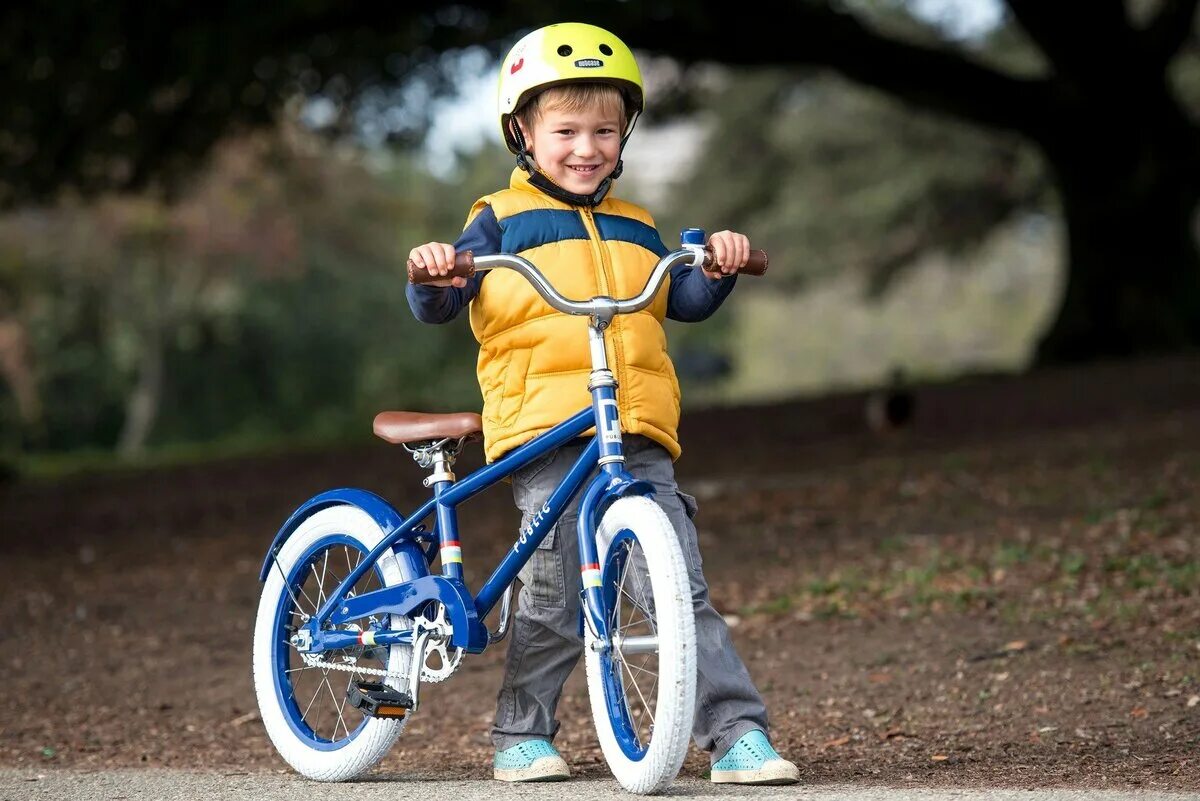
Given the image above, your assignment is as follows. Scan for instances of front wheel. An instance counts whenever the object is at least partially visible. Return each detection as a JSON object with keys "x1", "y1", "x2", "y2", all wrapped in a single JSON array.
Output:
[
  {"x1": 252, "y1": 505, "x2": 415, "y2": 781},
  {"x1": 584, "y1": 496, "x2": 697, "y2": 794}
]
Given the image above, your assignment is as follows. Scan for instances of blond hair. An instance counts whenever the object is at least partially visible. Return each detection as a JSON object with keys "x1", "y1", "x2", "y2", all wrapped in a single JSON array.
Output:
[{"x1": 514, "y1": 83, "x2": 630, "y2": 133}]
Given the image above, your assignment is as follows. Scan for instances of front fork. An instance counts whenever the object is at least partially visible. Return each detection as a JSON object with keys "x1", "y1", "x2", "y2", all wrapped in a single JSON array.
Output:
[{"x1": 578, "y1": 313, "x2": 656, "y2": 649}]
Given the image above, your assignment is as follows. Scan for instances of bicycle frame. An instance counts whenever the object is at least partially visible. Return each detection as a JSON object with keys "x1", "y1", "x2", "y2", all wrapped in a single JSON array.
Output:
[
  {"x1": 283, "y1": 326, "x2": 655, "y2": 658},
  {"x1": 266, "y1": 243, "x2": 716, "y2": 661}
]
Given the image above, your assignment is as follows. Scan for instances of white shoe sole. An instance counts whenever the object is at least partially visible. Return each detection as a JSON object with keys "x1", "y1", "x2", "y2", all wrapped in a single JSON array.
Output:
[
  {"x1": 711, "y1": 759, "x2": 800, "y2": 785},
  {"x1": 494, "y1": 755, "x2": 571, "y2": 782}
]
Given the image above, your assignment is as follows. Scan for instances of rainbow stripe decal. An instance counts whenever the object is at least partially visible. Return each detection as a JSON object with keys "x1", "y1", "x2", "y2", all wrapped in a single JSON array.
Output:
[
  {"x1": 358, "y1": 630, "x2": 377, "y2": 646},
  {"x1": 582, "y1": 563, "x2": 602, "y2": 588},
  {"x1": 440, "y1": 541, "x2": 463, "y2": 564}
]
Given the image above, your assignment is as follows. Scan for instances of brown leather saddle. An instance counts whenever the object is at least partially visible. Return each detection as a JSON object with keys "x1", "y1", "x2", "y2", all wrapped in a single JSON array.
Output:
[{"x1": 372, "y1": 411, "x2": 482, "y2": 446}]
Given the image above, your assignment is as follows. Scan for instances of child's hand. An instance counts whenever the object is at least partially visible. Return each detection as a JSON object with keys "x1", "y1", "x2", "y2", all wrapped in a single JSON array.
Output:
[
  {"x1": 409, "y1": 242, "x2": 468, "y2": 288},
  {"x1": 703, "y1": 230, "x2": 751, "y2": 278}
]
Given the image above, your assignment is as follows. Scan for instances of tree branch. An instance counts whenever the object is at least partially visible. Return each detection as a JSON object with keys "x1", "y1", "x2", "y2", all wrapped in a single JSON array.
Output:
[{"x1": 644, "y1": 3, "x2": 1051, "y2": 140}]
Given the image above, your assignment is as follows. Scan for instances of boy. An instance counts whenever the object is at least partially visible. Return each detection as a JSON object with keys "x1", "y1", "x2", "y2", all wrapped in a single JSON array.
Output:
[{"x1": 407, "y1": 22, "x2": 798, "y2": 786}]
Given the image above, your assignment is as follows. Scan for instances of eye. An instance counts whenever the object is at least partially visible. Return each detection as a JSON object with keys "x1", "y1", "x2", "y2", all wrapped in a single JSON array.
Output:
[
  {"x1": 557, "y1": 45, "x2": 573, "y2": 57},
  {"x1": 599, "y1": 44, "x2": 613, "y2": 56}
]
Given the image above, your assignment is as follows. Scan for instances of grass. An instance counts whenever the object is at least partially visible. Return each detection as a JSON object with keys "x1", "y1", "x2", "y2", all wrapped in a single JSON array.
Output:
[
  {"x1": 742, "y1": 504, "x2": 1197, "y2": 622},
  {"x1": 9, "y1": 427, "x2": 370, "y2": 482}
]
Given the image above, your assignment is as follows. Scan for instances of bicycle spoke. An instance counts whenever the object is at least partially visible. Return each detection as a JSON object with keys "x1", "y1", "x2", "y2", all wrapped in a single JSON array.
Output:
[
  {"x1": 625, "y1": 660, "x2": 658, "y2": 681},
  {"x1": 637, "y1": 653, "x2": 661, "y2": 722},
  {"x1": 316, "y1": 550, "x2": 330, "y2": 607},
  {"x1": 616, "y1": 606, "x2": 653, "y2": 636},
  {"x1": 292, "y1": 572, "x2": 318, "y2": 612},
  {"x1": 319, "y1": 673, "x2": 343, "y2": 735},
  {"x1": 622, "y1": 658, "x2": 655, "y2": 727},
  {"x1": 337, "y1": 683, "x2": 355, "y2": 739},
  {"x1": 615, "y1": 541, "x2": 657, "y2": 637},
  {"x1": 614, "y1": 659, "x2": 641, "y2": 744},
  {"x1": 302, "y1": 677, "x2": 323, "y2": 721}
]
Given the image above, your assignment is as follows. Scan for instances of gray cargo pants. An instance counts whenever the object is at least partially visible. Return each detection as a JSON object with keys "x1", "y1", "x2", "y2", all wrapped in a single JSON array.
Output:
[{"x1": 491, "y1": 435, "x2": 769, "y2": 762}]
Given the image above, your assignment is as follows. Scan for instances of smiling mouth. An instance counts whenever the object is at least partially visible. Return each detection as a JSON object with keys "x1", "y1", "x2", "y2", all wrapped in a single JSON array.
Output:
[{"x1": 568, "y1": 165, "x2": 600, "y2": 173}]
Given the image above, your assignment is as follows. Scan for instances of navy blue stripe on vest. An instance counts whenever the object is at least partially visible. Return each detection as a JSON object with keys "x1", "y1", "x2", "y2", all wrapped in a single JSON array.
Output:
[
  {"x1": 594, "y1": 213, "x2": 669, "y2": 257},
  {"x1": 499, "y1": 209, "x2": 589, "y2": 253}
]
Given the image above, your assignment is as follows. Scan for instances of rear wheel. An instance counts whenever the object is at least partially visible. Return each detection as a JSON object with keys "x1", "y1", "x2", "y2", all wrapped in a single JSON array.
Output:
[
  {"x1": 584, "y1": 496, "x2": 696, "y2": 794},
  {"x1": 252, "y1": 506, "x2": 415, "y2": 781}
]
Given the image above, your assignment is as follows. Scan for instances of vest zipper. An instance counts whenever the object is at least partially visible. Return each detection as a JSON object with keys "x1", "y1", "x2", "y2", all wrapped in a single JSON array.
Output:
[{"x1": 577, "y1": 207, "x2": 628, "y2": 403}]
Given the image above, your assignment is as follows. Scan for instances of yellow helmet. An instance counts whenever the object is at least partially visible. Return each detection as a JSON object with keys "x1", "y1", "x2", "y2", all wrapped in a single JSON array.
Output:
[{"x1": 497, "y1": 22, "x2": 644, "y2": 155}]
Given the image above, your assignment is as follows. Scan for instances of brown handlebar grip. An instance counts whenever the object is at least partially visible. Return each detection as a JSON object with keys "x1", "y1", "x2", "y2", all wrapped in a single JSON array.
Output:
[
  {"x1": 407, "y1": 250, "x2": 476, "y2": 284},
  {"x1": 702, "y1": 245, "x2": 769, "y2": 276}
]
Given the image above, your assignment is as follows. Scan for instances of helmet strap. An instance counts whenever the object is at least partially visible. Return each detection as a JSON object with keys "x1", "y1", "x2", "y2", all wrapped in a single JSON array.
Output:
[
  {"x1": 527, "y1": 170, "x2": 612, "y2": 207},
  {"x1": 510, "y1": 120, "x2": 534, "y2": 173}
]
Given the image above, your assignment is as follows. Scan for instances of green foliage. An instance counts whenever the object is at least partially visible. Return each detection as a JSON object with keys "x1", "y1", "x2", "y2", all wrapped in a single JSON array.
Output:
[
  {"x1": 0, "y1": 130, "x2": 499, "y2": 458},
  {"x1": 662, "y1": 69, "x2": 1047, "y2": 295}
]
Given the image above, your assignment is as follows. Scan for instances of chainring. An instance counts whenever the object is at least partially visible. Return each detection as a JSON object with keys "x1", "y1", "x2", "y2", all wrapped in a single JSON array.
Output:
[{"x1": 413, "y1": 604, "x2": 464, "y2": 683}]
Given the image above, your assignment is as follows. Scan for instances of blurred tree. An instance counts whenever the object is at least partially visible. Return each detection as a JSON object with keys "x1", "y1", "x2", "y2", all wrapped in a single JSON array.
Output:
[
  {"x1": 640, "y1": 0, "x2": 1200, "y2": 363},
  {"x1": 0, "y1": 129, "x2": 493, "y2": 455},
  {"x1": 661, "y1": 69, "x2": 1047, "y2": 297},
  {"x1": 0, "y1": 254, "x2": 43, "y2": 447},
  {"x1": 2, "y1": 1, "x2": 1197, "y2": 363}
]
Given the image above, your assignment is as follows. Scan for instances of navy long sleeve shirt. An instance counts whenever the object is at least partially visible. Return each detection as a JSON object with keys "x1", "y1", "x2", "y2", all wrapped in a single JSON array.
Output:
[{"x1": 406, "y1": 205, "x2": 737, "y2": 324}]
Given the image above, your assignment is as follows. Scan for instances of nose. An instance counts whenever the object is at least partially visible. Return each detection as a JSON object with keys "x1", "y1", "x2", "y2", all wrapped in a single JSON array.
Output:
[{"x1": 574, "y1": 135, "x2": 597, "y2": 158}]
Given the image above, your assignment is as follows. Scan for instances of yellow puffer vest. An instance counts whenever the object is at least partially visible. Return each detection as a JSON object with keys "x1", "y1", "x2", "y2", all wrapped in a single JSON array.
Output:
[{"x1": 467, "y1": 168, "x2": 682, "y2": 462}]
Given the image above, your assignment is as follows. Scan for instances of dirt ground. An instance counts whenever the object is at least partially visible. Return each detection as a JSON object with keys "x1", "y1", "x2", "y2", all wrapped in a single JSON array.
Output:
[{"x1": 2, "y1": 355, "x2": 1199, "y2": 791}]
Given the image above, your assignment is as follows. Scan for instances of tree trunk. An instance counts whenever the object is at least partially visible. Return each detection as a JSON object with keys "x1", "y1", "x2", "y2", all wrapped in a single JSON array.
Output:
[
  {"x1": 0, "y1": 315, "x2": 44, "y2": 448},
  {"x1": 116, "y1": 319, "x2": 165, "y2": 458},
  {"x1": 1034, "y1": 98, "x2": 1200, "y2": 364}
]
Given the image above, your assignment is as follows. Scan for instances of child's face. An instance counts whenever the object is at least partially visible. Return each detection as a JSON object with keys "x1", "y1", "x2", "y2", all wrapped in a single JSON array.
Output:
[{"x1": 520, "y1": 101, "x2": 623, "y2": 197}]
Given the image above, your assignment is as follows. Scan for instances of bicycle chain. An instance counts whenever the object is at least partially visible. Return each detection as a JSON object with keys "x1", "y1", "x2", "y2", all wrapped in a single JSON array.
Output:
[
  {"x1": 301, "y1": 605, "x2": 464, "y2": 684},
  {"x1": 302, "y1": 654, "x2": 408, "y2": 681},
  {"x1": 302, "y1": 644, "x2": 463, "y2": 684}
]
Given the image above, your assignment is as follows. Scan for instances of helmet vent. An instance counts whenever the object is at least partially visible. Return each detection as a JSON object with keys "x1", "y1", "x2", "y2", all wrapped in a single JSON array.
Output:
[
  {"x1": 557, "y1": 45, "x2": 573, "y2": 56},
  {"x1": 574, "y1": 59, "x2": 603, "y2": 68},
  {"x1": 599, "y1": 44, "x2": 613, "y2": 56}
]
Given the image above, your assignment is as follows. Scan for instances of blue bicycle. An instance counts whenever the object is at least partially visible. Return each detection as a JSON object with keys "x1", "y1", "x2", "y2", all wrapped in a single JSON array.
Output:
[{"x1": 252, "y1": 229, "x2": 766, "y2": 793}]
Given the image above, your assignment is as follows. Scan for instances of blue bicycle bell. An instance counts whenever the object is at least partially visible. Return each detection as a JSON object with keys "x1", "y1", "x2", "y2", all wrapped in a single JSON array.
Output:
[{"x1": 681, "y1": 227, "x2": 705, "y2": 246}]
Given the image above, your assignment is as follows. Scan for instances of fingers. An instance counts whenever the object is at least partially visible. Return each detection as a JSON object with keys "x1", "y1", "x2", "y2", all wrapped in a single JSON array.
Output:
[
  {"x1": 407, "y1": 242, "x2": 456, "y2": 277},
  {"x1": 708, "y1": 231, "x2": 751, "y2": 275}
]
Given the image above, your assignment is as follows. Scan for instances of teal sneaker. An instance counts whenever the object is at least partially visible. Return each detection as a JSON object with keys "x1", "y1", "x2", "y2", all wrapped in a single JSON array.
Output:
[
  {"x1": 711, "y1": 730, "x2": 799, "y2": 785},
  {"x1": 493, "y1": 739, "x2": 570, "y2": 782}
]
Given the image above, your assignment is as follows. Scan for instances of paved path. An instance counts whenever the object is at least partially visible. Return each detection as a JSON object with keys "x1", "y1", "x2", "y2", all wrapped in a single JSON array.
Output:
[{"x1": 3, "y1": 771, "x2": 1198, "y2": 801}]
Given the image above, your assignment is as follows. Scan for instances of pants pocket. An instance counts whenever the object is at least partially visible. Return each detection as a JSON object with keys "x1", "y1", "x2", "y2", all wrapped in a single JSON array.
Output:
[
  {"x1": 517, "y1": 518, "x2": 566, "y2": 607},
  {"x1": 673, "y1": 490, "x2": 704, "y2": 575},
  {"x1": 676, "y1": 490, "x2": 699, "y2": 520}
]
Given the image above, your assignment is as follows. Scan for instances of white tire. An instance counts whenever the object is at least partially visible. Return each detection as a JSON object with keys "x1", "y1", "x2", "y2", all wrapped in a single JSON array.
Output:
[
  {"x1": 584, "y1": 496, "x2": 697, "y2": 794},
  {"x1": 252, "y1": 505, "x2": 416, "y2": 781}
]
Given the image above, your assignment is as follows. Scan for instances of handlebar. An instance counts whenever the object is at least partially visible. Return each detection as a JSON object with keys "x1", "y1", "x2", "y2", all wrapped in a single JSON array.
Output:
[{"x1": 408, "y1": 244, "x2": 768, "y2": 320}]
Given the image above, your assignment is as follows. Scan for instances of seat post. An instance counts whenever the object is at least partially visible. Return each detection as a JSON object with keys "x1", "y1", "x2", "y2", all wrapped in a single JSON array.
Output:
[
  {"x1": 406, "y1": 438, "x2": 461, "y2": 488},
  {"x1": 422, "y1": 445, "x2": 456, "y2": 488}
]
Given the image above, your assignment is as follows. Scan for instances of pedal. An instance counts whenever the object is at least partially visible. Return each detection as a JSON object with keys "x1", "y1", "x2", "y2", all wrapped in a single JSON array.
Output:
[{"x1": 347, "y1": 681, "x2": 412, "y2": 719}]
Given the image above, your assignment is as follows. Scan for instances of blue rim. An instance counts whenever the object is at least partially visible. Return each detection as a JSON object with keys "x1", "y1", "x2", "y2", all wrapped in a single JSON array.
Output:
[
  {"x1": 599, "y1": 528, "x2": 650, "y2": 762},
  {"x1": 271, "y1": 533, "x2": 379, "y2": 750}
]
